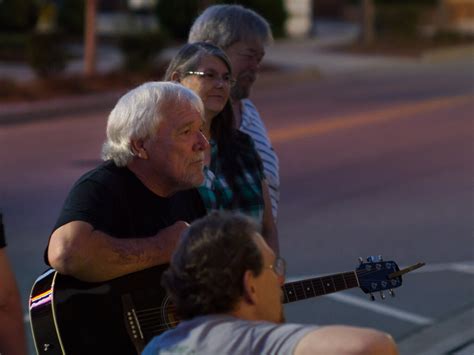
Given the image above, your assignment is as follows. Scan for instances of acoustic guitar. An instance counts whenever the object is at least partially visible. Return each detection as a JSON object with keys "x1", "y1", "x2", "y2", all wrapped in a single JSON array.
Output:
[{"x1": 29, "y1": 256, "x2": 420, "y2": 354}]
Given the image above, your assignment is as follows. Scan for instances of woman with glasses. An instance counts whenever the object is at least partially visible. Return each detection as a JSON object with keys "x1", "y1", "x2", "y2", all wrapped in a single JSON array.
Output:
[{"x1": 164, "y1": 42, "x2": 278, "y2": 254}]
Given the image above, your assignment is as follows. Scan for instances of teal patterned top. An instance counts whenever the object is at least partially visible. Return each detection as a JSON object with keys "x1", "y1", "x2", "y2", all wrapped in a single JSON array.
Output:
[{"x1": 198, "y1": 132, "x2": 265, "y2": 224}]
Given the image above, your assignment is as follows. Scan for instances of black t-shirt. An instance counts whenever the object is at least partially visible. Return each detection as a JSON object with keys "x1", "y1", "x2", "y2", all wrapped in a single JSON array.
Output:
[{"x1": 45, "y1": 160, "x2": 205, "y2": 264}]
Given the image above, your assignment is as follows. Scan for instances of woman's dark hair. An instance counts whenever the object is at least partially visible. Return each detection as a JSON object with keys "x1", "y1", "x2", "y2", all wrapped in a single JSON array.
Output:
[
  {"x1": 164, "y1": 42, "x2": 249, "y2": 204},
  {"x1": 162, "y1": 211, "x2": 264, "y2": 319}
]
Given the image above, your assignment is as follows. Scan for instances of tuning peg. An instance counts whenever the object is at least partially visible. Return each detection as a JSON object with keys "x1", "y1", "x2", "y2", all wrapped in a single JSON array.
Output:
[
  {"x1": 389, "y1": 289, "x2": 395, "y2": 297},
  {"x1": 369, "y1": 293, "x2": 375, "y2": 301},
  {"x1": 367, "y1": 255, "x2": 382, "y2": 263},
  {"x1": 358, "y1": 257, "x2": 364, "y2": 265},
  {"x1": 380, "y1": 291, "x2": 386, "y2": 300}
]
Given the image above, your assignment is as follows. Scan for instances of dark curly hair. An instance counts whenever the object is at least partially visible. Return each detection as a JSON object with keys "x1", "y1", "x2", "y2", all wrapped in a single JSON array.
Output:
[{"x1": 162, "y1": 211, "x2": 264, "y2": 320}]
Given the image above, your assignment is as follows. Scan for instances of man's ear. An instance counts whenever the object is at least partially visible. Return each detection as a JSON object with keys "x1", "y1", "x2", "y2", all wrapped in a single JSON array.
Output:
[
  {"x1": 171, "y1": 71, "x2": 181, "y2": 82},
  {"x1": 130, "y1": 139, "x2": 148, "y2": 160},
  {"x1": 242, "y1": 270, "x2": 258, "y2": 305}
]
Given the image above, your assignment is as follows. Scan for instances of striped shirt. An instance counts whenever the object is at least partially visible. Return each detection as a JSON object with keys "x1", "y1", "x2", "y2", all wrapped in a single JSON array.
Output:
[{"x1": 239, "y1": 99, "x2": 280, "y2": 219}]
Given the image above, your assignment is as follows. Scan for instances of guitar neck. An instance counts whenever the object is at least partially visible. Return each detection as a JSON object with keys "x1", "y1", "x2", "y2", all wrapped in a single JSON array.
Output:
[{"x1": 283, "y1": 271, "x2": 359, "y2": 303}]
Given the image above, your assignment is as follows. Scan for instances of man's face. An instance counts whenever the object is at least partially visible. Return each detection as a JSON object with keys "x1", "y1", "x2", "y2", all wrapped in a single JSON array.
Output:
[
  {"x1": 143, "y1": 100, "x2": 208, "y2": 194},
  {"x1": 225, "y1": 40, "x2": 265, "y2": 100},
  {"x1": 252, "y1": 233, "x2": 285, "y2": 323}
]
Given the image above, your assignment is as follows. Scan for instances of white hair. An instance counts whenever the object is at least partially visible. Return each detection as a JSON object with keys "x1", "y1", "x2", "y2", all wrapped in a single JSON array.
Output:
[{"x1": 102, "y1": 81, "x2": 203, "y2": 166}]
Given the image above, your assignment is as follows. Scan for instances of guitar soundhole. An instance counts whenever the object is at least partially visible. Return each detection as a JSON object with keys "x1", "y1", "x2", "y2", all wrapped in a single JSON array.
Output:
[{"x1": 161, "y1": 296, "x2": 179, "y2": 331}]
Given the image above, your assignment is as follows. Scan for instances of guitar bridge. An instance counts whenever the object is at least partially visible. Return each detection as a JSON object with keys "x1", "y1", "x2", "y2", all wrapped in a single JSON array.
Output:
[{"x1": 122, "y1": 294, "x2": 145, "y2": 354}]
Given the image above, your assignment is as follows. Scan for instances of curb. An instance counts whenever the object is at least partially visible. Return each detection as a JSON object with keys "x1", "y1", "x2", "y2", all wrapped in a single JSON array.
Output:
[
  {"x1": 0, "y1": 67, "x2": 321, "y2": 126},
  {"x1": 397, "y1": 305, "x2": 474, "y2": 355},
  {"x1": 421, "y1": 44, "x2": 474, "y2": 63},
  {"x1": 0, "y1": 90, "x2": 124, "y2": 126}
]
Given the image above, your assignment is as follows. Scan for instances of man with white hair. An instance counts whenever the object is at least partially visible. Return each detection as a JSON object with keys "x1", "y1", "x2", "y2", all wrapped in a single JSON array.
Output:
[
  {"x1": 189, "y1": 4, "x2": 280, "y2": 220},
  {"x1": 46, "y1": 82, "x2": 209, "y2": 282}
]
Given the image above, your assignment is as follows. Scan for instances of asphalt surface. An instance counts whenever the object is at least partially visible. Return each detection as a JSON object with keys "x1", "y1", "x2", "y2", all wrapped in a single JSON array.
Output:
[{"x1": 1, "y1": 29, "x2": 473, "y2": 354}]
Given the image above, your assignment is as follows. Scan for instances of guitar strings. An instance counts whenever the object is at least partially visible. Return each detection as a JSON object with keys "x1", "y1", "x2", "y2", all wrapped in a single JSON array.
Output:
[{"x1": 136, "y1": 268, "x2": 398, "y2": 336}]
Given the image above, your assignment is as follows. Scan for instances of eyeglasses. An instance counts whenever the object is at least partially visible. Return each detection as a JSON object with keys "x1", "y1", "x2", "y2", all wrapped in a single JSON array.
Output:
[
  {"x1": 185, "y1": 71, "x2": 236, "y2": 87},
  {"x1": 266, "y1": 257, "x2": 286, "y2": 278}
]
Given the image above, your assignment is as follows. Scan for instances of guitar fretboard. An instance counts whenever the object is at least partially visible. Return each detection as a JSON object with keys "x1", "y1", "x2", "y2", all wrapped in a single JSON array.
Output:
[{"x1": 283, "y1": 272, "x2": 359, "y2": 303}]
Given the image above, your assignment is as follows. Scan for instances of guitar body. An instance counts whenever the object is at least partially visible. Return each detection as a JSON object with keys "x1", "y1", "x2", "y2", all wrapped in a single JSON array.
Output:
[{"x1": 29, "y1": 265, "x2": 174, "y2": 355}]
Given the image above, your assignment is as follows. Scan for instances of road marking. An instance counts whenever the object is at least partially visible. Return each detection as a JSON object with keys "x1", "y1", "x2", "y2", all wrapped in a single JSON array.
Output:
[
  {"x1": 326, "y1": 293, "x2": 434, "y2": 325},
  {"x1": 268, "y1": 94, "x2": 473, "y2": 143},
  {"x1": 411, "y1": 261, "x2": 474, "y2": 275}
]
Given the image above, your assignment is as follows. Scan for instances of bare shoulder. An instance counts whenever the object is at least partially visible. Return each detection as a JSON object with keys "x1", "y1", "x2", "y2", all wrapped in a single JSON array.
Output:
[{"x1": 294, "y1": 325, "x2": 398, "y2": 355}]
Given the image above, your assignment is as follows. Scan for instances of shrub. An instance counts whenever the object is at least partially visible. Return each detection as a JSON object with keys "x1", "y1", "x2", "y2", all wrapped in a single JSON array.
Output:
[
  {"x1": 155, "y1": 0, "x2": 288, "y2": 41},
  {"x1": 57, "y1": 0, "x2": 85, "y2": 36},
  {"x1": 220, "y1": 0, "x2": 287, "y2": 38},
  {"x1": 27, "y1": 32, "x2": 68, "y2": 78},
  {"x1": 375, "y1": 3, "x2": 434, "y2": 38},
  {"x1": 118, "y1": 31, "x2": 168, "y2": 73},
  {"x1": 155, "y1": 0, "x2": 199, "y2": 40},
  {"x1": 0, "y1": 33, "x2": 28, "y2": 61},
  {"x1": 0, "y1": 0, "x2": 38, "y2": 32}
]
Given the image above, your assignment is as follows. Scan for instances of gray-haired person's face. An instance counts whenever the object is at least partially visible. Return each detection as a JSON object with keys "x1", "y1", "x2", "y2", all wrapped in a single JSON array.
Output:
[
  {"x1": 225, "y1": 40, "x2": 265, "y2": 100},
  {"x1": 141, "y1": 100, "x2": 208, "y2": 193}
]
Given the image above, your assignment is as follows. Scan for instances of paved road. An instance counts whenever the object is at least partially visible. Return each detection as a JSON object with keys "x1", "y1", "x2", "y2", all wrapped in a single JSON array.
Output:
[{"x1": 1, "y1": 51, "x2": 473, "y2": 354}]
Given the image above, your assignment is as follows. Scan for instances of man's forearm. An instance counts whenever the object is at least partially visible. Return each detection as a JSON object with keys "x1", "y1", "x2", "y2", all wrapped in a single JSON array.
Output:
[{"x1": 48, "y1": 221, "x2": 187, "y2": 282}]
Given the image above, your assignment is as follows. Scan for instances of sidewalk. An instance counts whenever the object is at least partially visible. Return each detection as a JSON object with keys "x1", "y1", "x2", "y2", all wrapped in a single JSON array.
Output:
[{"x1": 397, "y1": 305, "x2": 474, "y2": 355}]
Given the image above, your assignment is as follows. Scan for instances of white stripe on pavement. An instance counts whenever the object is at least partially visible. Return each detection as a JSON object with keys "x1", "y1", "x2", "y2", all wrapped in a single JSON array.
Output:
[
  {"x1": 410, "y1": 261, "x2": 474, "y2": 275},
  {"x1": 326, "y1": 293, "x2": 434, "y2": 325}
]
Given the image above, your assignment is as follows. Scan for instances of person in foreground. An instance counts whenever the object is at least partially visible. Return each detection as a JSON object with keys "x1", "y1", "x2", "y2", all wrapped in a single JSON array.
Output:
[
  {"x1": 142, "y1": 211, "x2": 399, "y2": 355},
  {"x1": 164, "y1": 42, "x2": 278, "y2": 254},
  {"x1": 0, "y1": 214, "x2": 27, "y2": 355},
  {"x1": 189, "y1": 4, "x2": 280, "y2": 220},
  {"x1": 46, "y1": 82, "x2": 209, "y2": 282}
]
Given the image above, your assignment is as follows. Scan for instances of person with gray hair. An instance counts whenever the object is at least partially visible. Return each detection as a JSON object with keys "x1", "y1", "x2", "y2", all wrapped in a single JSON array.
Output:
[
  {"x1": 188, "y1": 4, "x2": 280, "y2": 220},
  {"x1": 45, "y1": 81, "x2": 209, "y2": 282},
  {"x1": 142, "y1": 211, "x2": 399, "y2": 355}
]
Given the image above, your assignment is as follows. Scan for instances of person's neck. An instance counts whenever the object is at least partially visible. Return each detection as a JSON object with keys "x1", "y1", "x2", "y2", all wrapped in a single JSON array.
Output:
[
  {"x1": 127, "y1": 161, "x2": 174, "y2": 198},
  {"x1": 232, "y1": 99, "x2": 242, "y2": 129},
  {"x1": 228, "y1": 301, "x2": 259, "y2": 322}
]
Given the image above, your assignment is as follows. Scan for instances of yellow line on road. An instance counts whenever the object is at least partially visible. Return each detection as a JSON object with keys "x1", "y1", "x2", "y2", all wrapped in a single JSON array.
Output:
[{"x1": 269, "y1": 94, "x2": 473, "y2": 143}]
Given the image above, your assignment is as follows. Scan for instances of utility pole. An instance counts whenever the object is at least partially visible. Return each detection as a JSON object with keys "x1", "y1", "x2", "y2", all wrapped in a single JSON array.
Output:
[
  {"x1": 84, "y1": 0, "x2": 97, "y2": 77},
  {"x1": 360, "y1": 0, "x2": 375, "y2": 45}
]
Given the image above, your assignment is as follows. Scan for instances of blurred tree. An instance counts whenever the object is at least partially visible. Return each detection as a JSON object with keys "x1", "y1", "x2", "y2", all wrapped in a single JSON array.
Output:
[
  {"x1": 57, "y1": 0, "x2": 85, "y2": 35},
  {"x1": 375, "y1": 0, "x2": 437, "y2": 38},
  {"x1": 0, "y1": 0, "x2": 38, "y2": 31},
  {"x1": 84, "y1": 0, "x2": 97, "y2": 77},
  {"x1": 155, "y1": 0, "x2": 199, "y2": 40},
  {"x1": 155, "y1": 0, "x2": 288, "y2": 41},
  {"x1": 219, "y1": 0, "x2": 287, "y2": 37},
  {"x1": 27, "y1": 31, "x2": 67, "y2": 77},
  {"x1": 118, "y1": 30, "x2": 168, "y2": 73},
  {"x1": 360, "y1": 0, "x2": 375, "y2": 44}
]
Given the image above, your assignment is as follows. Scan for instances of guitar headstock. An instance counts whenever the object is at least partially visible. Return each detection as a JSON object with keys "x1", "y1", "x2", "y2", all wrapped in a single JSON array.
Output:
[{"x1": 356, "y1": 256, "x2": 402, "y2": 300}]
